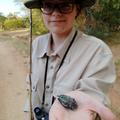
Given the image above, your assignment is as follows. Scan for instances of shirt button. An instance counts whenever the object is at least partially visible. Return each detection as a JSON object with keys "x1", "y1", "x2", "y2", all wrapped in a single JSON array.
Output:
[
  {"x1": 50, "y1": 66, "x2": 53, "y2": 69},
  {"x1": 33, "y1": 86, "x2": 35, "y2": 89},
  {"x1": 32, "y1": 86, "x2": 37, "y2": 91},
  {"x1": 45, "y1": 103, "x2": 49, "y2": 106},
  {"x1": 46, "y1": 85, "x2": 50, "y2": 89}
]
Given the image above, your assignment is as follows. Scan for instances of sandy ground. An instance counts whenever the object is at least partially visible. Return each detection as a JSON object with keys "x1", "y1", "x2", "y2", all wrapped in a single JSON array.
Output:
[{"x1": 0, "y1": 36, "x2": 27, "y2": 120}]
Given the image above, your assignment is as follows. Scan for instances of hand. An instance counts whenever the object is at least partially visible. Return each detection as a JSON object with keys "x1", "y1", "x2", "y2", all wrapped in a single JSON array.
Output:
[
  {"x1": 49, "y1": 99, "x2": 95, "y2": 120},
  {"x1": 49, "y1": 91, "x2": 117, "y2": 120}
]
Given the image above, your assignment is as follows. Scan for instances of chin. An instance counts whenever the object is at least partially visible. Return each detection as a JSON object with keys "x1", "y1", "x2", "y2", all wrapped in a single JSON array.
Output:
[
  {"x1": 49, "y1": 27, "x2": 71, "y2": 35},
  {"x1": 50, "y1": 27, "x2": 66, "y2": 34}
]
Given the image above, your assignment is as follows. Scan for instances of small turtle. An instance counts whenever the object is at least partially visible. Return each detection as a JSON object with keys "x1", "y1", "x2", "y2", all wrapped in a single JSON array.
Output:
[{"x1": 57, "y1": 94, "x2": 78, "y2": 110}]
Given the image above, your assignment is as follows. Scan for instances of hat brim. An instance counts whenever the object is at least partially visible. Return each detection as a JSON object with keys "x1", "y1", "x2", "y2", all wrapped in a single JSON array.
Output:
[
  {"x1": 24, "y1": 0, "x2": 96, "y2": 9},
  {"x1": 24, "y1": 0, "x2": 42, "y2": 9},
  {"x1": 79, "y1": 0, "x2": 96, "y2": 8}
]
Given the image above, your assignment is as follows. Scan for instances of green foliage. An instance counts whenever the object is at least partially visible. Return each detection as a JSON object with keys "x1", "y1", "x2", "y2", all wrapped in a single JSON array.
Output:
[
  {"x1": 96, "y1": 0, "x2": 120, "y2": 31},
  {"x1": 0, "y1": 13, "x2": 6, "y2": 22},
  {"x1": 100, "y1": 0, "x2": 120, "y2": 9},
  {"x1": 0, "y1": 13, "x2": 7, "y2": 29},
  {"x1": 23, "y1": 16, "x2": 29, "y2": 28},
  {"x1": 105, "y1": 32, "x2": 120, "y2": 44},
  {"x1": 32, "y1": 9, "x2": 48, "y2": 35},
  {"x1": 115, "y1": 59, "x2": 120, "y2": 66},
  {"x1": 85, "y1": 25, "x2": 110, "y2": 39},
  {"x1": 85, "y1": 0, "x2": 120, "y2": 39},
  {"x1": 4, "y1": 17, "x2": 26, "y2": 30}
]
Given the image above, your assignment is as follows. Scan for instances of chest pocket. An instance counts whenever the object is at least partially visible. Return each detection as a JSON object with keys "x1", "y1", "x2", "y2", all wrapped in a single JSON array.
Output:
[{"x1": 32, "y1": 58, "x2": 46, "y2": 92}]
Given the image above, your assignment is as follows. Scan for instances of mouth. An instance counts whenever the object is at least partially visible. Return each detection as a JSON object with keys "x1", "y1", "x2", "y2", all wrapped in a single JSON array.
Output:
[{"x1": 50, "y1": 20, "x2": 66, "y2": 23}]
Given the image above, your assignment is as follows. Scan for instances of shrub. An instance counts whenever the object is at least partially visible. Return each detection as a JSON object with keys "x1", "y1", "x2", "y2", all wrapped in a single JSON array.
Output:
[
  {"x1": 4, "y1": 18, "x2": 26, "y2": 30},
  {"x1": 85, "y1": 24, "x2": 110, "y2": 40}
]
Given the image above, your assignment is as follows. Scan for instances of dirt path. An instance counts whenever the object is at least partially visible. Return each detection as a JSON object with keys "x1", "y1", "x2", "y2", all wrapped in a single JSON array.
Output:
[{"x1": 0, "y1": 37, "x2": 27, "y2": 120}]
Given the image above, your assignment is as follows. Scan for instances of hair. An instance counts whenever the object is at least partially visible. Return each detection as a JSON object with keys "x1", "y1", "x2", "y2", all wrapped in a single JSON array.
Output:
[{"x1": 75, "y1": 4, "x2": 82, "y2": 18}]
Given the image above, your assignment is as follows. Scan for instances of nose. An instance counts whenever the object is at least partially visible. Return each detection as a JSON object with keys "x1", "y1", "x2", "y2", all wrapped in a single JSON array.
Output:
[{"x1": 52, "y1": 7, "x2": 62, "y2": 16}]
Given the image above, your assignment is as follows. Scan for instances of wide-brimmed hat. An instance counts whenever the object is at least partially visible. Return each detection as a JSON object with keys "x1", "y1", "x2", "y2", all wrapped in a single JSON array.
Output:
[{"x1": 24, "y1": 0, "x2": 96, "y2": 9}]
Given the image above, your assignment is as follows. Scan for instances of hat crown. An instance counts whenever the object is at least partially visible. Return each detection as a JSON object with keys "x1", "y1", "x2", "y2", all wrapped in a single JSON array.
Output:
[{"x1": 24, "y1": 0, "x2": 96, "y2": 9}]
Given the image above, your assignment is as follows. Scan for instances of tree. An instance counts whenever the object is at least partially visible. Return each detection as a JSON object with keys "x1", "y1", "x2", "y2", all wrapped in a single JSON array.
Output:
[
  {"x1": 14, "y1": 0, "x2": 48, "y2": 34},
  {"x1": 85, "y1": 0, "x2": 120, "y2": 39},
  {"x1": 97, "y1": 0, "x2": 120, "y2": 31},
  {"x1": 100, "y1": 0, "x2": 120, "y2": 10},
  {"x1": 32, "y1": 9, "x2": 48, "y2": 35},
  {"x1": 4, "y1": 15, "x2": 26, "y2": 30},
  {"x1": 0, "y1": 13, "x2": 7, "y2": 29}
]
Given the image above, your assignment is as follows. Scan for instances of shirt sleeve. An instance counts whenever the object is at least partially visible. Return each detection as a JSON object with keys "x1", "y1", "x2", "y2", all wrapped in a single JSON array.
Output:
[{"x1": 78, "y1": 44, "x2": 116, "y2": 106}]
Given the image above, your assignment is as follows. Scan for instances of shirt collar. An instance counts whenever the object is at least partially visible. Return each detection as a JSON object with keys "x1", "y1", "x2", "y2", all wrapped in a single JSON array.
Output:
[
  {"x1": 38, "y1": 27, "x2": 77, "y2": 58},
  {"x1": 36, "y1": 33, "x2": 50, "y2": 58},
  {"x1": 56, "y1": 27, "x2": 76, "y2": 58}
]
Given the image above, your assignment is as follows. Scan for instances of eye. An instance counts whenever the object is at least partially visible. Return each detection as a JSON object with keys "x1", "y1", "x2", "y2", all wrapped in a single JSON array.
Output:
[
  {"x1": 41, "y1": 3, "x2": 54, "y2": 11},
  {"x1": 60, "y1": 3, "x2": 73, "y2": 11}
]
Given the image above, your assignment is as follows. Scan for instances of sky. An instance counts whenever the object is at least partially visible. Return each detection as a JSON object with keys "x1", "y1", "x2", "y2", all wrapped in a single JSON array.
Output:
[{"x1": 0, "y1": 0, "x2": 25, "y2": 16}]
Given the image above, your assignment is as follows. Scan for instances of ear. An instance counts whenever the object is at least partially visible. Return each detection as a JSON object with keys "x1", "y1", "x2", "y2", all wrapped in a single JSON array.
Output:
[{"x1": 75, "y1": 5, "x2": 81, "y2": 19}]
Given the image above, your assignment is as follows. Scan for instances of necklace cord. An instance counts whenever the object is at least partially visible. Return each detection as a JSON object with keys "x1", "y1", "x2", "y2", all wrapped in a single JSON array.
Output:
[{"x1": 41, "y1": 31, "x2": 78, "y2": 107}]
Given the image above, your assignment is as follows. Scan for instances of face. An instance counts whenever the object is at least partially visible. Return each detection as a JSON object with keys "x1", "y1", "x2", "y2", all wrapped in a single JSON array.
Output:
[{"x1": 41, "y1": 2, "x2": 77, "y2": 36}]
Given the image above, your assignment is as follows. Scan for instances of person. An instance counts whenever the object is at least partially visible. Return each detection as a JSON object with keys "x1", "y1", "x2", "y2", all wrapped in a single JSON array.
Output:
[{"x1": 24, "y1": 0, "x2": 117, "y2": 120}]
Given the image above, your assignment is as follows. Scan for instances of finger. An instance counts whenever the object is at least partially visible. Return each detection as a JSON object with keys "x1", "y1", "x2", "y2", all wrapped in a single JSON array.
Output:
[
  {"x1": 49, "y1": 111, "x2": 57, "y2": 120},
  {"x1": 49, "y1": 99, "x2": 67, "y2": 120}
]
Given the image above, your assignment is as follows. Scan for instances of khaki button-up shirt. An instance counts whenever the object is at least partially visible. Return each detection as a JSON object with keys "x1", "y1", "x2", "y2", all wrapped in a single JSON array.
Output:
[{"x1": 29, "y1": 28, "x2": 116, "y2": 113}]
